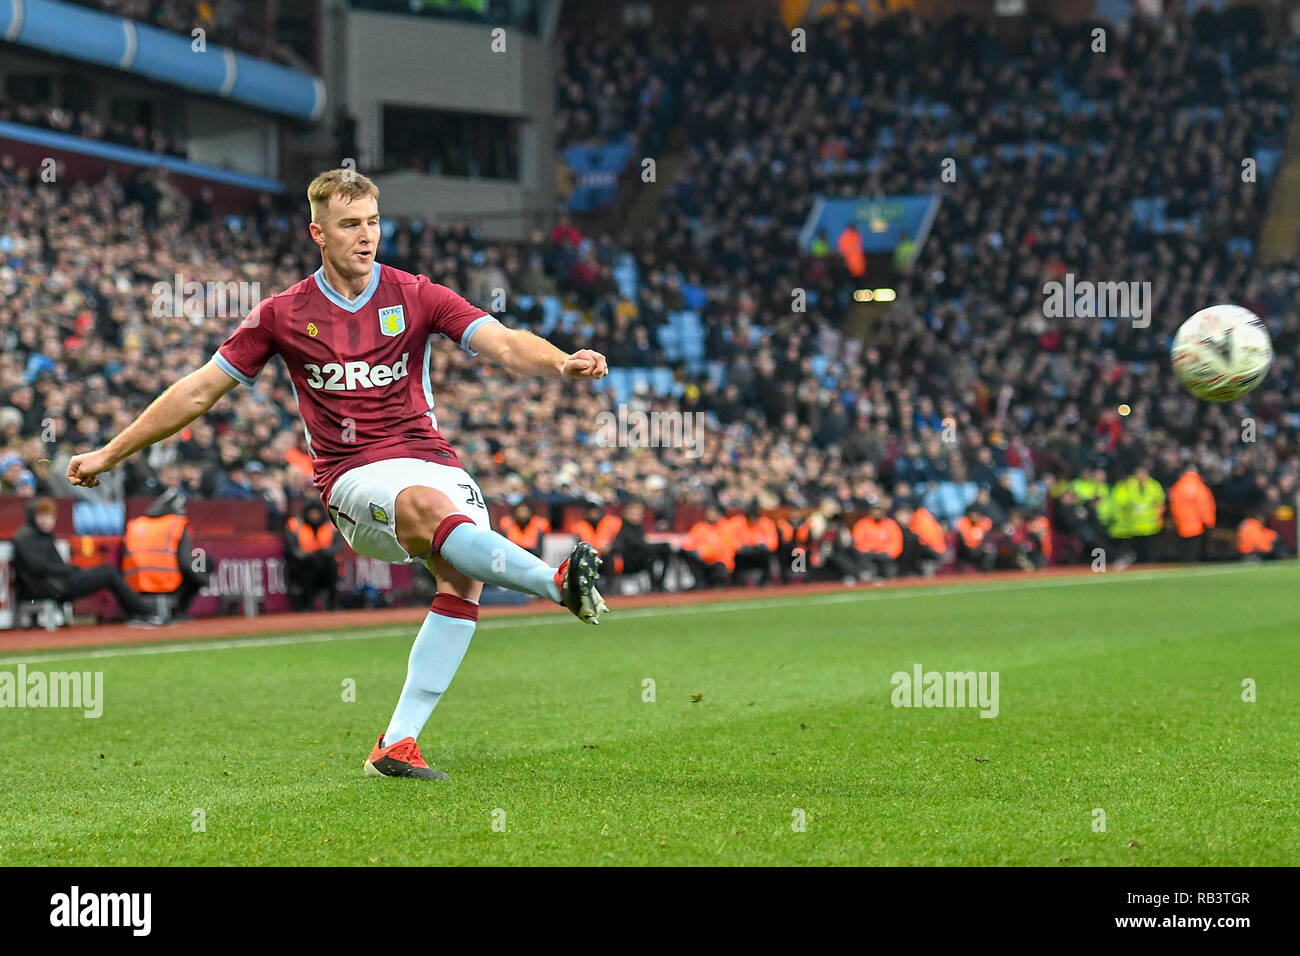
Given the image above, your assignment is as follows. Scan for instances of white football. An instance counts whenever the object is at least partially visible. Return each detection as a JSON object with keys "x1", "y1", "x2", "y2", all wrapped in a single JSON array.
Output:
[{"x1": 1171, "y1": 304, "x2": 1272, "y2": 402}]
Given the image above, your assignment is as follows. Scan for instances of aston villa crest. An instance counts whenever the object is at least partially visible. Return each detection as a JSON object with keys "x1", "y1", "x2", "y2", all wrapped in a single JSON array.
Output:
[{"x1": 378, "y1": 305, "x2": 405, "y2": 337}]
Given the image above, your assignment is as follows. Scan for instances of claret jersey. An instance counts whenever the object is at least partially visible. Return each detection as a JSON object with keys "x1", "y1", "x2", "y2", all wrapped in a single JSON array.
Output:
[{"x1": 214, "y1": 262, "x2": 497, "y2": 505}]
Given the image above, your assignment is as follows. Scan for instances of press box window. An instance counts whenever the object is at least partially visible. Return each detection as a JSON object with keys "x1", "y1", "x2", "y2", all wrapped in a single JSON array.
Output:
[{"x1": 382, "y1": 105, "x2": 521, "y2": 181}]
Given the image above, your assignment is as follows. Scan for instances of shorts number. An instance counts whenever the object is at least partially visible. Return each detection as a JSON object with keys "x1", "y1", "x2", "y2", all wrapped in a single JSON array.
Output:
[{"x1": 458, "y1": 483, "x2": 486, "y2": 511}]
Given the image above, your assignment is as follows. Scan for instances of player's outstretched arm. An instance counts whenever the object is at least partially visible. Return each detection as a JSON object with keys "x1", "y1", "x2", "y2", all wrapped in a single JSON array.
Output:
[
  {"x1": 470, "y1": 322, "x2": 608, "y2": 380},
  {"x1": 66, "y1": 360, "x2": 241, "y2": 488}
]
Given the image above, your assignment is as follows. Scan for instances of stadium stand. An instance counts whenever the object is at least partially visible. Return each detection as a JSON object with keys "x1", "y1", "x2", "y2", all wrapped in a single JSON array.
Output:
[
  {"x1": 66, "y1": 0, "x2": 316, "y2": 68},
  {"x1": 2, "y1": 4, "x2": 1299, "y2": 616}
]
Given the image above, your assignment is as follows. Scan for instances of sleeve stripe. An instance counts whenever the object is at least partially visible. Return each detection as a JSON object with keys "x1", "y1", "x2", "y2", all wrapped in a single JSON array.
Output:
[
  {"x1": 460, "y1": 315, "x2": 499, "y2": 356},
  {"x1": 213, "y1": 351, "x2": 257, "y2": 387}
]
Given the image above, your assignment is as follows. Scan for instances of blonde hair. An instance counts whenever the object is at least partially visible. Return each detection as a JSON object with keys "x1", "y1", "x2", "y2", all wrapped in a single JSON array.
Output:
[{"x1": 307, "y1": 168, "x2": 380, "y2": 223}]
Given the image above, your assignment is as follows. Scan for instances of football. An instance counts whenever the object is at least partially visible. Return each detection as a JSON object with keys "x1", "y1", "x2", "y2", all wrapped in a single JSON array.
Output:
[{"x1": 1171, "y1": 304, "x2": 1273, "y2": 402}]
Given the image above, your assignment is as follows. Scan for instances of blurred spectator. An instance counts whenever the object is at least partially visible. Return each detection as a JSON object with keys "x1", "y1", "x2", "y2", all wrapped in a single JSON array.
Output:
[
  {"x1": 852, "y1": 500, "x2": 903, "y2": 581},
  {"x1": 1168, "y1": 464, "x2": 1217, "y2": 562},
  {"x1": 606, "y1": 500, "x2": 673, "y2": 591},
  {"x1": 956, "y1": 506, "x2": 996, "y2": 572},
  {"x1": 682, "y1": 504, "x2": 736, "y2": 588},
  {"x1": 1109, "y1": 466, "x2": 1166, "y2": 564},
  {"x1": 501, "y1": 500, "x2": 551, "y2": 557},
  {"x1": 997, "y1": 509, "x2": 1045, "y2": 572},
  {"x1": 284, "y1": 502, "x2": 340, "y2": 611},
  {"x1": 13, "y1": 498, "x2": 163, "y2": 625},
  {"x1": 565, "y1": 500, "x2": 621, "y2": 554},
  {"x1": 836, "y1": 223, "x2": 866, "y2": 279},
  {"x1": 1237, "y1": 509, "x2": 1287, "y2": 559},
  {"x1": 899, "y1": 502, "x2": 944, "y2": 577},
  {"x1": 731, "y1": 502, "x2": 778, "y2": 585},
  {"x1": 122, "y1": 488, "x2": 208, "y2": 620}
]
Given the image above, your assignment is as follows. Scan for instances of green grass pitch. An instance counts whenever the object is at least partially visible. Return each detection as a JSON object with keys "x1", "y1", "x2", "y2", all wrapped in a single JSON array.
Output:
[{"x1": 1, "y1": 563, "x2": 1295, "y2": 866}]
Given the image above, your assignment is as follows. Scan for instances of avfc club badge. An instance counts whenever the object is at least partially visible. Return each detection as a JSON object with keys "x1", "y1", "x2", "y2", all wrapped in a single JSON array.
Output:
[
  {"x1": 378, "y1": 305, "x2": 406, "y2": 337},
  {"x1": 369, "y1": 502, "x2": 389, "y2": 524}
]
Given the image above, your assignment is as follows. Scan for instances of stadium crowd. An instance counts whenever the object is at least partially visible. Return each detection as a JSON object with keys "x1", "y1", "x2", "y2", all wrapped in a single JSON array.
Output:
[
  {"x1": 556, "y1": 27, "x2": 684, "y2": 152},
  {"x1": 0, "y1": 98, "x2": 188, "y2": 159},
  {"x1": 1, "y1": 6, "x2": 1298, "y2": 610}
]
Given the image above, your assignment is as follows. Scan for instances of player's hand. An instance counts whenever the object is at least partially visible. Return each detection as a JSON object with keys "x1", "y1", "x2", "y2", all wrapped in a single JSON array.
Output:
[
  {"x1": 66, "y1": 449, "x2": 114, "y2": 488},
  {"x1": 561, "y1": 349, "x2": 608, "y2": 379}
]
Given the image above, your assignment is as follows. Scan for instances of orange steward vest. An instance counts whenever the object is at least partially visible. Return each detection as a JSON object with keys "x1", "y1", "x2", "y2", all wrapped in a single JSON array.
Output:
[
  {"x1": 123, "y1": 514, "x2": 187, "y2": 593},
  {"x1": 288, "y1": 516, "x2": 335, "y2": 553}
]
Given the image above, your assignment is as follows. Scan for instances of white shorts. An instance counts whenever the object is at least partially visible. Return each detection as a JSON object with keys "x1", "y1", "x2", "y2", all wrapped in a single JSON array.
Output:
[{"x1": 326, "y1": 457, "x2": 491, "y2": 565}]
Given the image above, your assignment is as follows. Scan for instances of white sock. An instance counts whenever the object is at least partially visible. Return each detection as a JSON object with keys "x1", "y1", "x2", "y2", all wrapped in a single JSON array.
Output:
[
  {"x1": 437, "y1": 517, "x2": 561, "y2": 603},
  {"x1": 383, "y1": 600, "x2": 477, "y2": 745}
]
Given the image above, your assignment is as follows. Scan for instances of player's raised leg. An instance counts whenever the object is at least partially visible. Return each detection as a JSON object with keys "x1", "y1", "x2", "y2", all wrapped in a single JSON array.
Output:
[
  {"x1": 364, "y1": 558, "x2": 482, "y2": 781},
  {"x1": 395, "y1": 485, "x2": 608, "y2": 624}
]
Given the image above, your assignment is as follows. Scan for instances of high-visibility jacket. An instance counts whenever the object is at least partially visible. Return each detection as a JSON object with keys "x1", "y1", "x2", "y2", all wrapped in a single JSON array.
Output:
[
  {"x1": 1109, "y1": 477, "x2": 1165, "y2": 538},
  {"x1": 566, "y1": 514, "x2": 622, "y2": 552},
  {"x1": 909, "y1": 507, "x2": 947, "y2": 554},
  {"x1": 792, "y1": 522, "x2": 824, "y2": 568},
  {"x1": 837, "y1": 227, "x2": 866, "y2": 277},
  {"x1": 1168, "y1": 472, "x2": 1216, "y2": 538},
  {"x1": 287, "y1": 516, "x2": 335, "y2": 553},
  {"x1": 1027, "y1": 515, "x2": 1053, "y2": 560},
  {"x1": 852, "y1": 516, "x2": 903, "y2": 558},
  {"x1": 1070, "y1": 477, "x2": 1113, "y2": 524},
  {"x1": 718, "y1": 516, "x2": 745, "y2": 556},
  {"x1": 739, "y1": 515, "x2": 779, "y2": 550},
  {"x1": 1070, "y1": 477, "x2": 1107, "y2": 502},
  {"x1": 1237, "y1": 518, "x2": 1277, "y2": 555},
  {"x1": 685, "y1": 520, "x2": 737, "y2": 571},
  {"x1": 501, "y1": 514, "x2": 550, "y2": 552},
  {"x1": 777, "y1": 517, "x2": 796, "y2": 544},
  {"x1": 123, "y1": 513, "x2": 187, "y2": 594},
  {"x1": 724, "y1": 513, "x2": 749, "y2": 548},
  {"x1": 956, "y1": 515, "x2": 992, "y2": 549}
]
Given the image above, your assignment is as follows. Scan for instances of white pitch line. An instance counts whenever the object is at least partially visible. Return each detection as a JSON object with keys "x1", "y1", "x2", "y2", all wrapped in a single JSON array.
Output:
[
  {"x1": 518, "y1": 561, "x2": 1278, "y2": 624},
  {"x1": 0, "y1": 626, "x2": 415, "y2": 664},
  {"x1": 0, "y1": 561, "x2": 1283, "y2": 665}
]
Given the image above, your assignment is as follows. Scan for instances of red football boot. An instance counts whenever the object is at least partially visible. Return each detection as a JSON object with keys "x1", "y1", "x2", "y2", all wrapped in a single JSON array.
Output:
[{"x1": 363, "y1": 735, "x2": 448, "y2": 780}]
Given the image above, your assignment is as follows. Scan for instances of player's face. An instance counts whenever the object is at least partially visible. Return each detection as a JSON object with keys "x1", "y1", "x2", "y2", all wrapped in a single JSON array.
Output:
[{"x1": 314, "y1": 194, "x2": 380, "y2": 280}]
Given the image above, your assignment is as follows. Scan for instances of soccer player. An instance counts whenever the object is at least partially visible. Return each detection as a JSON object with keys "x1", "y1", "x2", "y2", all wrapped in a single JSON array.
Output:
[{"x1": 67, "y1": 169, "x2": 610, "y2": 780}]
